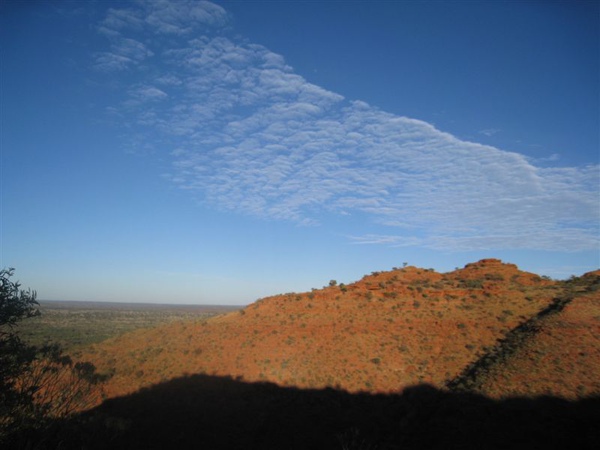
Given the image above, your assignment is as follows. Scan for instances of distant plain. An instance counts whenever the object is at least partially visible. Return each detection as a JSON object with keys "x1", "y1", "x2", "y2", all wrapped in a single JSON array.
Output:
[{"x1": 19, "y1": 300, "x2": 240, "y2": 353}]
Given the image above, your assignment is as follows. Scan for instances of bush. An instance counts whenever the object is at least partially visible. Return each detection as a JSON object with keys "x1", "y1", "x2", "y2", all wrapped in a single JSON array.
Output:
[{"x1": 0, "y1": 268, "x2": 105, "y2": 443}]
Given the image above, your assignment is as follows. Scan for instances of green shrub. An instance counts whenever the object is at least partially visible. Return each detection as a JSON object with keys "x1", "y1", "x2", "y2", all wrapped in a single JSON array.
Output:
[{"x1": 0, "y1": 269, "x2": 105, "y2": 444}]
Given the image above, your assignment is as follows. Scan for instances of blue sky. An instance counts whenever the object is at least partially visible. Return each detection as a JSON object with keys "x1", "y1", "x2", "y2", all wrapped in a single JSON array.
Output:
[{"x1": 1, "y1": 0, "x2": 598, "y2": 304}]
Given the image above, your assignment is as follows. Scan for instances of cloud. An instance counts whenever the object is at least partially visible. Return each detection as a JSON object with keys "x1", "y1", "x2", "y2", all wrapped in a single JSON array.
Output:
[
  {"x1": 93, "y1": 36, "x2": 153, "y2": 72},
  {"x1": 101, "y1": 0, "x2": 229, "y2": 35},
  {"x1": 94, "y1": 0, "x2": 227, "y2": 71},
  {"x1": 143, "y1": 0, "x2": 230, "y2": 34},
  {"x1": 93, "y1": 52, "x2": 134, "y2": 72},
  {"x1": 95, "y1": 1, "x2": 600, "y2": 253},
  {"x1": 479, "y1": 128, "x2": 500, "y2": 137},
  {"x1": 101, "y1": 7, "x2": 145, "y2": 32},
  {"x1": 132, "y1": 86, "x2": 168, "y2": 102}
]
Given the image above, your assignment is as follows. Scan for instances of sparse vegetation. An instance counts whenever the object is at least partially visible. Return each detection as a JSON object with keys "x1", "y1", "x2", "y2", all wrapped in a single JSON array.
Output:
[{"x1": 18, "y1": 302, "x2": 234, "y2": 352}]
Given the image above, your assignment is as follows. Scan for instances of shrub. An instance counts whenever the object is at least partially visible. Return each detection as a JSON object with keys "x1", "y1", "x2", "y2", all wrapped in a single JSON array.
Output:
[{"x1": 0, "y1": 269, "x2": 105, "y2": 443}]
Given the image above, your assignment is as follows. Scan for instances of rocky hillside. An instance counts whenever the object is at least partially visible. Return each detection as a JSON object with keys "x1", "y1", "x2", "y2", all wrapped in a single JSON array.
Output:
[{"x1": 79, "y1": 259, "x2": 599, "y2": 402}]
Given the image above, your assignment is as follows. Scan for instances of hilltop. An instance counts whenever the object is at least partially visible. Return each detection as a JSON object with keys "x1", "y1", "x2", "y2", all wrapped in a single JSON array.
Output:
[{"x1": 81, "y1": 259, "x2": 599, "y2": 401}]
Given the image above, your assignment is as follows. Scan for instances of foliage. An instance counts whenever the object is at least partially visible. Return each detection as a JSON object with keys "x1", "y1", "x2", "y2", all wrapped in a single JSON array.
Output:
[
  {"x1": 0, "y1": 273, "x2": 40, "y2": 327},
  {"x1": 0, "y1": 268, "x2": 105, "y2": 443}
]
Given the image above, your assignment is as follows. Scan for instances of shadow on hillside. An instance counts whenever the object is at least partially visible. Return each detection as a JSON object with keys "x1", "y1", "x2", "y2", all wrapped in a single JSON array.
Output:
[{"x1": 17, "y1": 374, "x2": 600, "y2": 450}]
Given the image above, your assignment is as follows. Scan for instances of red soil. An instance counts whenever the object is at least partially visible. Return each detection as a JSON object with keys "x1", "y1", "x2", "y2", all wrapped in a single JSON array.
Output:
[
  {"x1": 80, "y1": 259, "x2": 596, "y2": 404},
  {"x1": 476, "y1": 271, "x2": 600, "y2": 399}
]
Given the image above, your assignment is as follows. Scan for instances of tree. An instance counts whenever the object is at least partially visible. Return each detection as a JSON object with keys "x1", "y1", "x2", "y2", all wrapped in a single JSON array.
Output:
[
  {"x1": 0, "y1": 268, "x2": 105, "y2": 442},
  {"x1": 0, "y1": 268, "x2": 40, "y2": 434}
]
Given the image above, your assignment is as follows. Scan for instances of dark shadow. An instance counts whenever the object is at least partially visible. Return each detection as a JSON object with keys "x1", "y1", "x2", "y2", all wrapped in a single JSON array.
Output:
[{"x1": 14, "y1": 374, "x2": 600, "y2": 449}]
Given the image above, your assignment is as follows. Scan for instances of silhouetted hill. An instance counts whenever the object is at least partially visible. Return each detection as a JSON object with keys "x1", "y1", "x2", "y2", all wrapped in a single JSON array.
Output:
[{"x1": 13, "y1": 375, "x2": 600, "y2": 449}]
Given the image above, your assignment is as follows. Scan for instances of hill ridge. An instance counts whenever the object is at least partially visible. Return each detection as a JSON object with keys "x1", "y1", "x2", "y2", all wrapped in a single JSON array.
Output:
[
  {"x1": 447, "y1": 290, "x2": 576, "y2": 392},
  {"x1": 81, "y1": 259, "x2": 598, "y2": 401}
]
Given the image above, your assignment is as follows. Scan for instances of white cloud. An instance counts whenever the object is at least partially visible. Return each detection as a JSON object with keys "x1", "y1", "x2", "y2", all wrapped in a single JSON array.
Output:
[
  {"x1": 93, "y1": 52, "x2": 133, "y2": 72},
  {"x1": 101, "y1": 7, "x2": 145, "y2": 32},
  {"x1": 479, "y1": 128, "x2": 500, "y2": 136},
  {"x1": 101, "y1": 0, "x2": 228, "y2": 35},
  {"x1": 95, "y1": 1, "x2": 600, "y2": 253},
  {"x1": 93, "y1": 36, "x2": 152, "y2": 72},
  {"x1": 143, "y1": 0, "x2": 230, "y2": 35},
  {"x1": 134, "y1": 86, "x2": 168, "y2": 101},
  {"x1": 155, "y1": 74, "x2": 183, "y2": 86},
  {"x1": 349, "y1": 235, "x2": 424, "y2": 247}
]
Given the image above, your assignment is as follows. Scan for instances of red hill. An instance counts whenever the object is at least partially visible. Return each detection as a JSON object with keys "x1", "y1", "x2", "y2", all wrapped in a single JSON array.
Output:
[{"x1": 79, "y1": 259, "x2": 600, "y2": 402}]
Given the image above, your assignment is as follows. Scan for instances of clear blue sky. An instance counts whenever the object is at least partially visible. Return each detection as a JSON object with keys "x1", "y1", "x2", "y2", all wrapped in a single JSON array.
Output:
[{"x1": 1, "y1": 0, "x2": 598, "y2": 304}]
